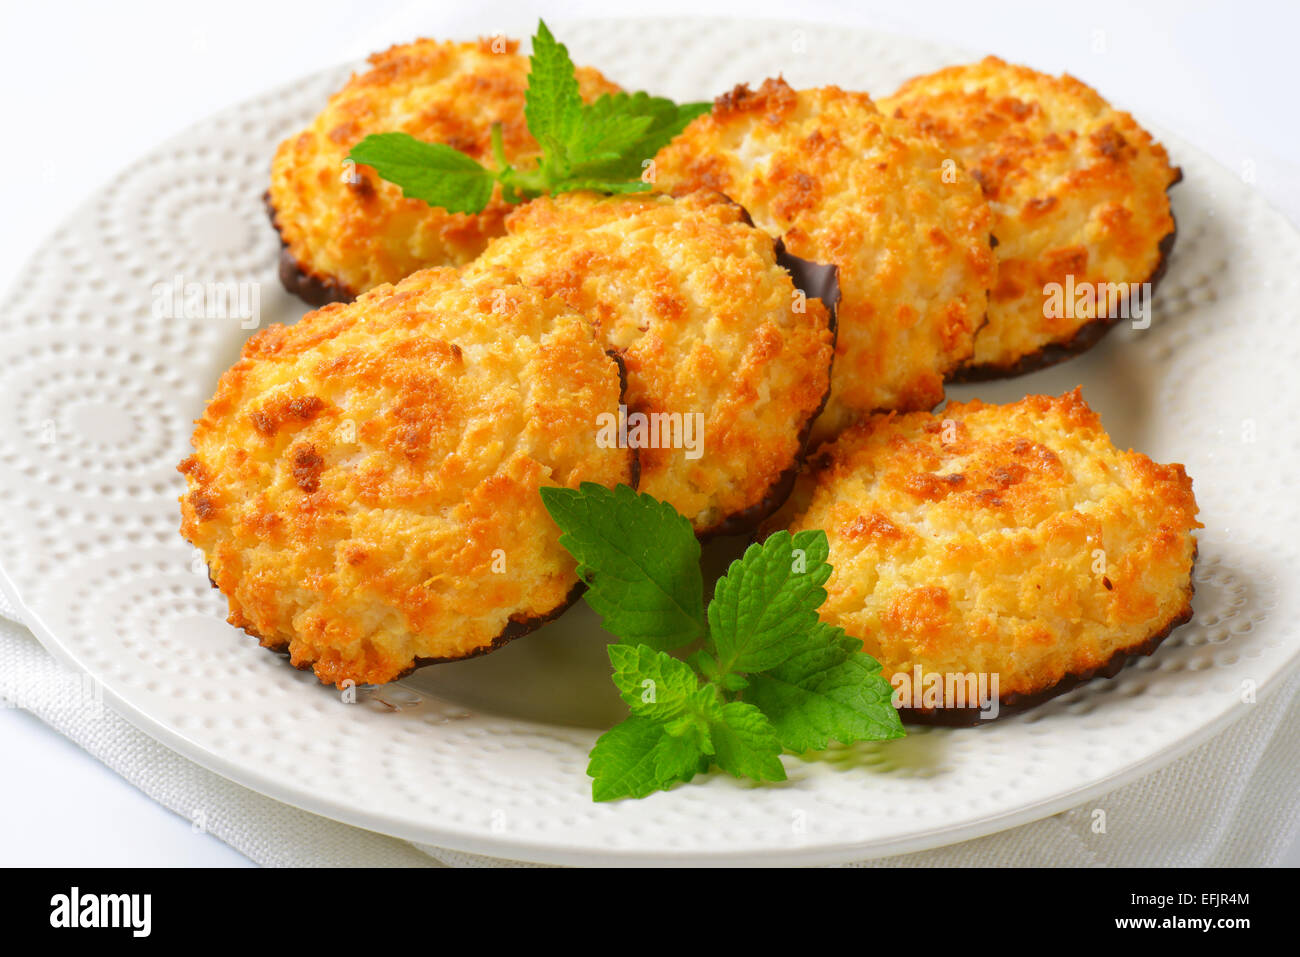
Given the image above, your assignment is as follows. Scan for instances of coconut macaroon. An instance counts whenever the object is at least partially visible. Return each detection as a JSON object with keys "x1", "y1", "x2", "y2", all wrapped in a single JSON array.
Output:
[
  {"x1": 463, "y1": 189, "x2": 836, "y2": 535},
  {"x1": 179, "y1": 267, "x2": 635, "y2": 686},
  {"x1": 764, "y1": 389, "x2": 1199, "y2": 722},
  {"x1": 654, "y1": 79, "x2": 996, "y2": 442},
  {"x1": 268, "y1": 37, "x2": 620, "y2": 305},
  {"x1": 879, "y1": 57, "x2": 1180, "y2": 379}
]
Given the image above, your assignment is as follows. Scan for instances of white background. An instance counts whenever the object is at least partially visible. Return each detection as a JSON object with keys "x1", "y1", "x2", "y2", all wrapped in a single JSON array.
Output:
[{"x1": 0, "y1": 0, "x2": 1296, "y2": 866}]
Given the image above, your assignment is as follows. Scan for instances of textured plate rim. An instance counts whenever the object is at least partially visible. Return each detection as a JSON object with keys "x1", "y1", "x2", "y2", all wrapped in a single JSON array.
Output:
[{"x1": 2, "y1": 559, "x2": 1292, "y2": 866}]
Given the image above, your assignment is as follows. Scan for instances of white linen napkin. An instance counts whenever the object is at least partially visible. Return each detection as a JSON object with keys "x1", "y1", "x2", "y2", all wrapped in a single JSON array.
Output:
[{"x1": 2, "y1": 597, "x2": 1297, "y2": 867}]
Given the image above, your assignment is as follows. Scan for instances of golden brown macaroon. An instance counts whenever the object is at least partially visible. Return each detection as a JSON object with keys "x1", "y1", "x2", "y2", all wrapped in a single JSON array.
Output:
[
  {"x1": 179, "y1": 267, "x2": 635, "y2": 686},
  {"x1": 764, "y1": 389, "x2": 1199, "y2": 722},
  {"x1": 879, "y1": 57, "x2": 1180, "y2": 378},
  {"x1": 464, "y1": 189, "x2": 836, "y2": 534},
  {"x1": 268, "y1": 37, "x2": 620, "y2": 304},
  {"x1": 654, "y1": 79, "x2": 996, "y2": 443}
]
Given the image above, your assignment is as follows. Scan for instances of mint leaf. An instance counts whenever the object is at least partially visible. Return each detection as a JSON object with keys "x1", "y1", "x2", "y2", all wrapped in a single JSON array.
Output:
[
  {"x1": 541, "y1": 484, "x2": 705, "y2": 650},
  {"x1": 347, "y1": 133, "x2": 496, "y2": 214},
  {"x1": 545, "y1": 476, "x2": 908, "y2": 801},
  {"x1": 745, "y1": 624, "x2": 905, "y2": 752},
  {"x1": 653, "y1": 731, "x2": 710, "y2": 783},
  {"x1": 706, "y1": 698, "x2": 787, "y2": 783},
  {"x1": 553, "y1": 178, "x2": 654, "y2": 195},
  {"x1": 564, "y1": 93, "x2": 657, "y2": 166},
  {"x1": 708, "y1": 529, "x2": 834, "y2": 675},
  {"x1": 587, "y1": 715, "x2": 703, "y2": 802},
  {"x1": 353, "y1": 23, "x2": 710, "y2": 214},
  {"x1": 608, "y1": 643, "x2": 700, "y2": 721},
  {"x1": 524, "y1": 20, "x2": 583, "y2": 160},
  {"x1": 623, "y1": 99, "x2": 711, "y2": 164},
  {"x1": 565, "y1": 94, "x2": 710, "y2": 182}
]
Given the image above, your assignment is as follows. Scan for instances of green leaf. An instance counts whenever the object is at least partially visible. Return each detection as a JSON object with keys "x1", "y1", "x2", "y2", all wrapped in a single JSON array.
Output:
[
  {"x1": 347, "y1": 133, "x2": 496, "y2": 214},
  {"x1": 524, "y1": 20, "x2": 583, "y2": 160},
  {"x1": 576, "y1": 96, "x2": 711, "y2": 179},
  {"x1": 644, "y1": 100, "x2": 712, "y2": 154},
  {"x1": 551, "y1": 178, "x2": 654, "y2": 195},
  {"x1": 717, "y1": 672, "x2": 750, "y2": 693},
  {"x1": 576, "y1": 94, "x2": 709, "y2": 159},
  {"x1": 565, "y1": 93, "x2": 657, "y2": 166},
  {"x1": 547, "y1": 463, "x2": 908, "y2": 802},
  {"x1": 653, "y1": 731, "x2": 709, "y2": 784},
  {"x1": 663, "y1": 708, "x2": 715, "y2": 757},
  {"x1": 688, "y1": 649, "x2": 718, "y2": 681},
  {"x1": 352, "y1": 22, "x2": 710, "y2": 214},
  {"x1": 541, "y1": 483, "x2": 706, "y2": 651},
  {"x1": 745, "y1": 624, "x2": 905, "y2": 752},
  {"x1": 587, "y1": 716, "x2": 703, "y2": 802},
  {"x1": 707, "y1": 529, "x2": 834, "y2": 675},
  {"x1": 607, "y1": 643, "x2": 700, "y2": 721},
  {"x1": 707, "y1": 699, "x2": 787, "y2": 783},
  {"x1": 561, "y1": 96, "x2": 709, "y2": 189}
]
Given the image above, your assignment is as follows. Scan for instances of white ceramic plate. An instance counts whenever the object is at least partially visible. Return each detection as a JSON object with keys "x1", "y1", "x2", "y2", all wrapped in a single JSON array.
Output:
[{"x1": 2, "y1": 18, "x2": 1298, "y2": 866}]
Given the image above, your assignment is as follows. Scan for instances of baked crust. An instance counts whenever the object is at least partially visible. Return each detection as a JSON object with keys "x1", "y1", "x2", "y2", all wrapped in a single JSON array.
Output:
[
  {"x1": 180, "y1": 267, "x2": 635, "y2": 686},
  {"x1": 655, "y1": 78, "x2": 996, "y2": 442},
  {"x1": 951, "y1": 210, "x2": 1179, "y2": 381},
  {"x1": 266, "y1": 193, "x2": 356, "y2": 306},
  {"x1": 466, "y1": 190, "x2": 837, "y2": 534},
  {"x1": 267, "y1": 37, "x2": 620, "y2": 303},
  {"x1": 880, "y1": 57, "x2": 1181, "y2": 376},
  {"x1": 900, "y1": 588, "x2": 1193, "y2": 725},
  {"x1": 763, "y1": 388, "x2": 1200, "y2": 719}
]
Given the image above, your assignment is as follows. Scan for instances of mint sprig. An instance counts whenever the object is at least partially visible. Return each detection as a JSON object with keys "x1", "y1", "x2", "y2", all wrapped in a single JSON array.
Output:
[
  {"x1": 542, "y1": 483, "x2": 905, "y2": 802},
  {"x1": 347, "y1": 21, "x2": 709, "y2": 214},
  {"x1": 540, "y1": 483, "x2": 705, "y2": 651},
  {"x1": 746, "y1": 622, "x2": 906, "y2": 753},
  {"x1": 347, "y1": 135, "x2": 497, "y2": 214}
]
